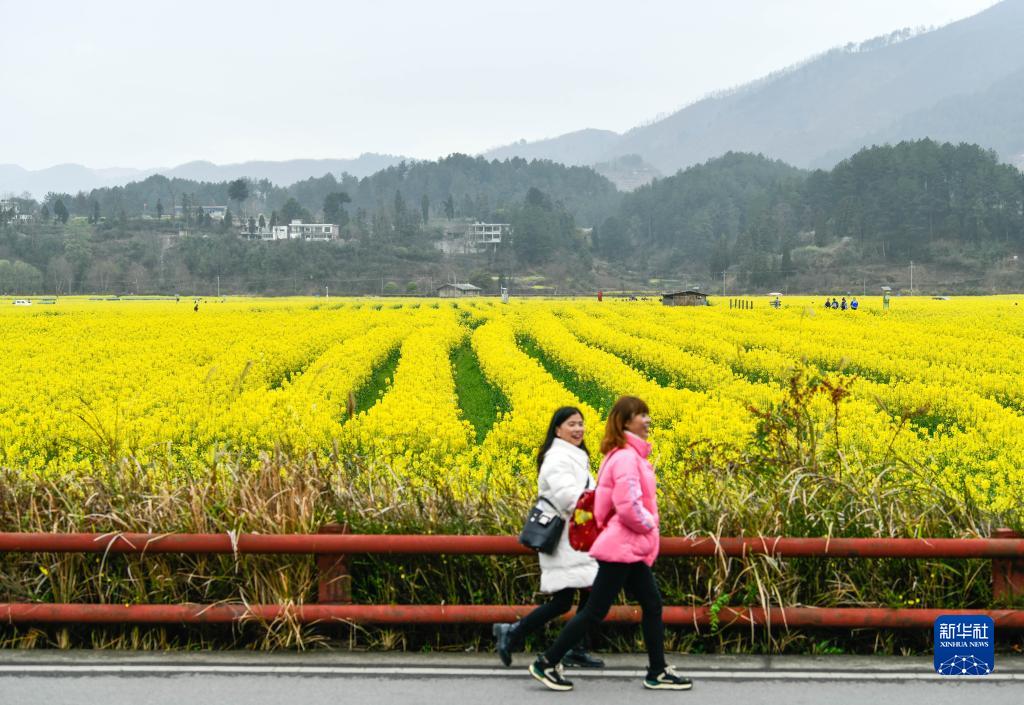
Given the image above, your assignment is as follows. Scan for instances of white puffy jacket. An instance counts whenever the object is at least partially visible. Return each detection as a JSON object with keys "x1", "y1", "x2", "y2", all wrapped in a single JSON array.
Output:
[{"x1": 536, "y1": 438, "x2": 599, "y2": 593}]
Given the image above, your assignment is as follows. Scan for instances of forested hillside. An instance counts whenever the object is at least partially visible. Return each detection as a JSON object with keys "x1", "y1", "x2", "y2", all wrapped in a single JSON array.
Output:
[
  {"x1": 31, "y1": 154, "x2": 619, "y2": 230},
  {"x1": 598, "y1": 140, "x2": 1024, "y2": 285},
  {"x1": 2, "y1": 140, "x2": 1022, "y2": 295}
]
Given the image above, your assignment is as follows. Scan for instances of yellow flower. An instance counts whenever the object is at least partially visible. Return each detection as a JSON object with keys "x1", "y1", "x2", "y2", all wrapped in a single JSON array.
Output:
[{"x1": 2, "y1": 294, "x2": 1023, "y2": 517}]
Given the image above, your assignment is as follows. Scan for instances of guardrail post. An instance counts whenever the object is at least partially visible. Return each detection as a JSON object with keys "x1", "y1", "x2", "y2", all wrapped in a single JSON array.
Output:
[
  {"x1": 316, "y1": 523, "x2": 352, "y2": 604},
  {"x1": 993, "y1": 527, "x2": 1024, "y2": 602}
]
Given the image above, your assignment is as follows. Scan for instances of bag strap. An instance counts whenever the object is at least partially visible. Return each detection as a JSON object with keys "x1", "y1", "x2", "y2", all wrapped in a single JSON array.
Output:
[{"x1": 534, "y1": 496, "x2": 560, "y2": 513}]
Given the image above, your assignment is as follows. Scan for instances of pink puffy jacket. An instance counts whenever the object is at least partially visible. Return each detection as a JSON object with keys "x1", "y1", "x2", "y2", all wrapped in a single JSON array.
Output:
[{"x1": 588, "y1": 432, "x2": 660, "y2": 566}]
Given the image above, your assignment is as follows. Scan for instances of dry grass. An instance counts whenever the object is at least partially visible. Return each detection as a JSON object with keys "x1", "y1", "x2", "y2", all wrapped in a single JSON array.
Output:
[{"x1": 1, "y1": 375, "x2": 1018, "y2": 653}]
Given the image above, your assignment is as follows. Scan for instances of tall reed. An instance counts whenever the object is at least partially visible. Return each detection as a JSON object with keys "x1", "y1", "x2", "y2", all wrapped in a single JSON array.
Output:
[{"x1": 1, "y1": 374, "x2": 1018, "y2": 652}]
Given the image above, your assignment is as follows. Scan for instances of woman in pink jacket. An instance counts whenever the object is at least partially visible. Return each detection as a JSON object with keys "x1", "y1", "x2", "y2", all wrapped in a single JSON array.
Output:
[{"x1": 529, "y1": 396, "x2": 692, "y2": 692}]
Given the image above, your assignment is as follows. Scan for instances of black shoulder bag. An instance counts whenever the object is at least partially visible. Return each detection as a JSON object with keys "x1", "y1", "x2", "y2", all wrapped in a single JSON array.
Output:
[{"x1": 517, "y1": 496, "x2": 565, "y2": 554}]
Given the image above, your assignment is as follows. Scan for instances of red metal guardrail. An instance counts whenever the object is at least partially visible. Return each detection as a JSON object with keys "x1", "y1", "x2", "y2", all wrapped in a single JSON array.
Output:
[{"x1": 3, "y1": 526, "x2": 1024, "y2": 630}]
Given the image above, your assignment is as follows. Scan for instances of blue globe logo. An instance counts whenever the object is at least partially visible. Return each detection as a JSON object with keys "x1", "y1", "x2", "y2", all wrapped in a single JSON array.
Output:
[{"x1": 937, "y1": 655, "x2": 991, "y2": 676}]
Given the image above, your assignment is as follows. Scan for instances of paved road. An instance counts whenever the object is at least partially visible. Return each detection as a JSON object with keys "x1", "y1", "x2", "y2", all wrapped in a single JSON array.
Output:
[{"x1": 2, "y1": 652, "x2": 1021, "y2": 705}]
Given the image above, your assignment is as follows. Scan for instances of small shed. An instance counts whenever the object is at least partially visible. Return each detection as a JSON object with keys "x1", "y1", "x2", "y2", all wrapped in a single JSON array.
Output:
[
  {"x1": 437, "y1": 283, "x2": 482, "y2": 298},
  {"x1": 662, "y1": 290, "x2": 708, "y2": 306}
]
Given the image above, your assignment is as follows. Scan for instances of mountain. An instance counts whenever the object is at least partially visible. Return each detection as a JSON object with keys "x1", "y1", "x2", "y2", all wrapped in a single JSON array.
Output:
[
  {"x1": 486, "y1": 0, "x2": 1024, "y2": 174},
  {"x1": 0, "y1": 154, "x2": 406, "y2": 199},
  {"x1": 484, "y1": 129, "x2": 620, "y2": 165},
  {"x1": 0, "y1": 163, "x2": 121, "y2": 199},
  {"x1": 817, "y1": 63, "x2": 1024, "y2": 168},
  {"x1": 590, "y1": 154, "x2": 662, "y2": 191},
  {"x1": 158, "y1": 155, "x2": 406, "y2": 185}
]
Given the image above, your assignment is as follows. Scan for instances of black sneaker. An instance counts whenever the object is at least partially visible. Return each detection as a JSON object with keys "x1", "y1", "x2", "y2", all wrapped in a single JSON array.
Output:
[
  {"x1": 492, "y1": 622, "x2": 515, "y2": 667},
  {"x1": 643, "y1": 666, "x2": 693, "y2": 690},
  {"x1": 562, "y1": 647, "x2": 605, "y2": 669},
  {"x1": 529, "y1": 656, "x2": 574, "y2": 691}
]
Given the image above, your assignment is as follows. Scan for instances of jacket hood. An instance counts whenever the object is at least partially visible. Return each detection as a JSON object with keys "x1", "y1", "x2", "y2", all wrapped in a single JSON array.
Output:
[
  {"x1": 624, "y1": 431, "x2": 651, "y2": 459},
  {"x1": 549, "y1": 437, "x2": 589, "y2": 462}
]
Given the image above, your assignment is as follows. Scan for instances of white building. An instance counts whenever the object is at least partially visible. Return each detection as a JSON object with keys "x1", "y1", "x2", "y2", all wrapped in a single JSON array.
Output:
[
  {"x1": 467, "y1": 222, "x2": 511, "y2": 248},
  {"x1": 239, "y1": 214, "x2": 275, "y2": 240},
  {"x1": 174, "y1": 205, "x2": 228, "y2": 221},
  {"x1": 242, "y1": 220, "x2": 340, "y2": 242},
  {"x1": 437, "y1": 221, "x2": 512, "y2": 255},
  {"x1": 287, "y1": 220, "x2": 340, "y2": 241},
  {"x1": 0, "y1": 199, "x2": 30, "y2": 221},
  {"x1": 242, "y1": 228, "x2": 273, "y2": 241}
]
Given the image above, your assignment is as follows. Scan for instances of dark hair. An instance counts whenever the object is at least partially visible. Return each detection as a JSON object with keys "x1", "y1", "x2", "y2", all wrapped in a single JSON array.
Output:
[
  {"x1": 600, "y1": 396, "x2": 650, "y2": 454},
  {"x1": 537, "y1": 406, "x2": 589, "y2": 473}
]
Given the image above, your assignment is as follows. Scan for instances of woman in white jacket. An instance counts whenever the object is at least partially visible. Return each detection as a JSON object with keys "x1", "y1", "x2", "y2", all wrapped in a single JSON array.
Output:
[{"x1": 492, "y1": 406, "x2": 603, "y2": 668}]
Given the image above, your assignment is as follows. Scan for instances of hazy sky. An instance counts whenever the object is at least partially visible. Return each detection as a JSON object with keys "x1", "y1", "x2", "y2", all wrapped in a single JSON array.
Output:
[{"x1": 0, "y1": 0, "x2": 1000, "y2": 169}]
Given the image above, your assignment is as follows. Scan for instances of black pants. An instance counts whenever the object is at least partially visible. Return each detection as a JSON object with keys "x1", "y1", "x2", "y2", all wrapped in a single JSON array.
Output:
[
  {"x1": 512, "y1": 588, "x2": 590, "y2": 649},
  {"x1": 543, "y1": 561, "x2": 665, "y2": 674}
]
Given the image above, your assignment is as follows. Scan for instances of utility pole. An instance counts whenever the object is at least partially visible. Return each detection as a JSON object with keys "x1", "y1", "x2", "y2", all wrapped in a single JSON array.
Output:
[
  {"x1": 216, "y1": 274, "x2": 220, "y2": 297},
  {"x1": 721, "y1": 271, "x2": 727, "y2": 297},
  {"x1": 910, "y1": 261, "x2": 914, "y2": 295},
  {"x1": 326, "y1": 285, "x2": 329, "y2": 300}
]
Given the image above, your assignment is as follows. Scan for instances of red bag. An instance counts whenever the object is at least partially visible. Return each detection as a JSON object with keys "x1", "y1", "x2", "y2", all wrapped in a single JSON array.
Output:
[
  {"x1": 568, "y1": 488, "x2": 599, "y2": 551},
  {"x1": 570, "y1": 452, "x2": 622, "y2": 552}
]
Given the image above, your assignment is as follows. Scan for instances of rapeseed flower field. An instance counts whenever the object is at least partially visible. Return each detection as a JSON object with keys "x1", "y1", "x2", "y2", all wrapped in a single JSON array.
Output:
[
  {"x1": 3, "y1": 295, "x2": 1023, "y2": 517},
  {"x1": 2, "y1": 294, "x2": 1022, "y2": 650}
]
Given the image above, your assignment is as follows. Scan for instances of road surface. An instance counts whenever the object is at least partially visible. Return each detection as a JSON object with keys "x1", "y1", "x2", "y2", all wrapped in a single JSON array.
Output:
[{"x1": 1, "y1": 652, "x2": 1021, "y2": 704}]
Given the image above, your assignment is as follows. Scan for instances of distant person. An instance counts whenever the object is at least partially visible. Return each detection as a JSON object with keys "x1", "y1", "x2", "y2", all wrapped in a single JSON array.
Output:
[
  {"x1": 831, "y1": 298, "x2": 839, "y2": 309},
  {"x1": 883, "y1": 292, "x2": 890, "y2": 310},
  {"x1": 597, "y1": 290, "x2": 603, "y2": 302},
  {"x1": 193, "y1": 301, "x2": 199, "y2": 312},
  {"x1": 850, "y1": 297, "x2": 859, "y2": 311},
  {"x1": 840, "y1": 297, "x2": 847, "y2": 311},
  {"x1": 823, "y1": 298, "x2": 832, "y2": 310},
  {"x1": 529, "y1": 396, "x2": 692, "y2": 692},
  {"x1": 492, "y1": 407, "x2": 602, "y2": 669}
]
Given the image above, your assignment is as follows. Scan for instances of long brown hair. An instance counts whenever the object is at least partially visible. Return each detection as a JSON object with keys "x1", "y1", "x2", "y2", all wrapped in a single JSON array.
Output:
[{"x1": 600, "y1": 395, "x2": 650, "y2": 454}]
